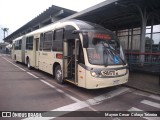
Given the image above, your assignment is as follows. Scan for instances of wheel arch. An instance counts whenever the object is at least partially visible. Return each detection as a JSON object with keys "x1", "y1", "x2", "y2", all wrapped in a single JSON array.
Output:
[
  {"x1": 53, "y1": 62, "x2": 61, "y2": 76},
  {"x1": 26, "y1": 56, "x2": 29, "y2": 64}
]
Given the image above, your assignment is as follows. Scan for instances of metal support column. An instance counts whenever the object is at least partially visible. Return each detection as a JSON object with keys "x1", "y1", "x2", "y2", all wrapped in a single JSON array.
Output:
[
  {"x1": 150, "y1": 17, "x2": 154, "y2": 65},
  {"x1": 127, "y1": 3, "x2": 147, "y2": 66},
  {"x1": 127, "y1": 29, "x2": 130, "y2": 51},
  {"x1": 131, "y1": 28, "x2": 133, "y2": 51},
  {"x1": 139, "y1": 7, "x2": 147, "y2": 66}
]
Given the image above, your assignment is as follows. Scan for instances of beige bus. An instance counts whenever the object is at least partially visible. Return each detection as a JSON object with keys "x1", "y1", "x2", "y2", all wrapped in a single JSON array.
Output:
[
  {"x1": 12, "y1": 36, "x2": 23, "y2": 62},
  {"x1": 12, "y1": 19, "x2": 129, "y2": 89}
]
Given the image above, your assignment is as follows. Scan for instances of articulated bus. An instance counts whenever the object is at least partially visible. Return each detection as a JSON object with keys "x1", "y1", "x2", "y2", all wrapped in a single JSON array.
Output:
[{"x1": 12, "y1": 19, "x2": 129, "y2": 89}]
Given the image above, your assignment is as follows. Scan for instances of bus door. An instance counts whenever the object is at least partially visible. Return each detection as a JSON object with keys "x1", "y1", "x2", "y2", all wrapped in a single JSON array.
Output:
[
  {"x1": 63, "y1": 39, "x2": 68, "y2": 79},
  {"x1": 35, "y1": 38, "x2": 39, "y2": 68},
  {"x1": 63, "y1": 39, "x2": 79, "y2": 84}
]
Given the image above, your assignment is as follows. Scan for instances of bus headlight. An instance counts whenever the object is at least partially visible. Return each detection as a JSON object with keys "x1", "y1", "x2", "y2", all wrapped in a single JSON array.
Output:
[
  {"x1": 90, "y1": 72, "x2": 102, "y2": 77},
  {"x1": 91, "y1": 72, "x2": 98, "y2": 77}
]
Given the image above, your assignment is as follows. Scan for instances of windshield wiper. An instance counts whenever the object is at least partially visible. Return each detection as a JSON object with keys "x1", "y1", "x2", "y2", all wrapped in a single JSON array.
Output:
[{"x1": 102, "y1": 42, "x2": 126, "y2": 65}]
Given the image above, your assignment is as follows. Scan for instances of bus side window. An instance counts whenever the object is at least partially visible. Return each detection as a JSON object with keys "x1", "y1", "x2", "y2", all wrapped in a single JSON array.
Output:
[
  {"x1": 15, "y1": 41, "x2": 18, "y2": 50},
  {"x1": 40, "y1": 33, "x2": 43, "y2": 51},
  {"x1": 19, "y1": 40, "x2": 22, "y2": 50},
  {"x1": 54, "y1": 29, "x2": 63, "y2": 40},
  {"x1": 43, "y1": 31, "x2": 53, "y2": 51},
  {"x1": 26, "y1": 36, "x2": 33, "y2": 50},
  {"x1": 14, "y1": 40, "x2": 22, "y2": 50},
  {"x1": 64, "y1": 25, "x2": 78, "y2": 39},
  {"x1": 12, "y1": 43, "x2": 14, "y2": 50},
  {"x1": 52, "y1": 29, "x2": 63, "y2": 51}
]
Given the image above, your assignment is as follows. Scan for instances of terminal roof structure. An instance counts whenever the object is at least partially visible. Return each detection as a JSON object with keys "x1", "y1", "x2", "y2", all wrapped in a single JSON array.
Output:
[{"x1": 4, "y1": 0, "x2": 160, "y2": 43}]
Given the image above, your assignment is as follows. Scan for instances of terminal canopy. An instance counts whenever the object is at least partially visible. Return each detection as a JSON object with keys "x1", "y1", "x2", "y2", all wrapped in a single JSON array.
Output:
[{"x1": 4, "y1": 0, "x2": 160, "y2": 42}]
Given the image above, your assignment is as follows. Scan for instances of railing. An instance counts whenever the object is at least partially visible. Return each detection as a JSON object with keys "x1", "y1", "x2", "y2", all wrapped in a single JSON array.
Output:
[
  {"x1": 126, "y1": 52, "x2": 160, "y2": 86},
  {"x1": 125, "y1": 52, "x2": 160, "y2": 65}
]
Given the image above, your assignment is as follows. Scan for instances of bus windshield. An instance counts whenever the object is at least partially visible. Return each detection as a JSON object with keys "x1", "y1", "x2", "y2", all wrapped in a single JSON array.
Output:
[{"x1": 86, "y1": 31, "x2": 126, "y2": 66}]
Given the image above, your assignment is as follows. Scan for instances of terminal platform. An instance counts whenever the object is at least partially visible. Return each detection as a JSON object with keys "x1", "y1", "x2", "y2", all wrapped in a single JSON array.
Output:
[{"x1": 125, "y1": 64, "x2": 160, "y2": 95}]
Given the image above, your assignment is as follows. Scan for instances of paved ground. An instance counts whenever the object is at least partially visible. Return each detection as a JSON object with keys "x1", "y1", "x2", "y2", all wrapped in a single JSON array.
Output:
[
  {"x1": 0, "y1": 54, "x2": 160, "y2": 120},
  {"x1": 126, "y1": 64, "x2": 160, "y2": 95},
  {"x1": 126, "y1": 72, "x2": 160, "y2": 95}
]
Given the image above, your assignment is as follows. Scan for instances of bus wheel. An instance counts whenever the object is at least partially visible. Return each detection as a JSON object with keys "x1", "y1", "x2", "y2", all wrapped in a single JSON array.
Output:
[
  {"x1": 27, "y1": 58, "x2": 31, "y2": 70},
  {"x1": 55, "y1": 65, "x2": 63, "y2": 84}
]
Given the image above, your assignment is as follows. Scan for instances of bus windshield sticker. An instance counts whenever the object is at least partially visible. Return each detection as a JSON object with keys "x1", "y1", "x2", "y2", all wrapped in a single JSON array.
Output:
[{"x1": 114, "y1": 55, "x2": 119, "y2": 64}]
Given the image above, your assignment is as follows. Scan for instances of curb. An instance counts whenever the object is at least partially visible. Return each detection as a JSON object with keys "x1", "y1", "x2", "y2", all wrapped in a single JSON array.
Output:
[{"x1": 123, "y1": 84, "x2": 160, "y2": 96}]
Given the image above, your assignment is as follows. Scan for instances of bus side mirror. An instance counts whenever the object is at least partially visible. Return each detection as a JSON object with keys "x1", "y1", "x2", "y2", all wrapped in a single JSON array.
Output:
[
  {"x1": 72, "y1": 30, "x2": 88, "y2": 48},
  {"x1": 72, "y1": 30, "x2": 81, "y2": 34},
  {"x1": 83, "y1": 34, "x2": 88, "y2": 48}
]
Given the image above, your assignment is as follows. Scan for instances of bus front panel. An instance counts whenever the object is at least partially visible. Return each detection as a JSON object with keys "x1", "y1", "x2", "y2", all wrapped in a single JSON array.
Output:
[{"x1": 85, "y1": 67, "x2": 129, "y2": 89}]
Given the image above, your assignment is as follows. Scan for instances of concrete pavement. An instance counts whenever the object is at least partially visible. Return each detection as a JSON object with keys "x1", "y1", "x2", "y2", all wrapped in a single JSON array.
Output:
[{"x1": 125, "y1": 70, "x2": 160, "y2": 95}]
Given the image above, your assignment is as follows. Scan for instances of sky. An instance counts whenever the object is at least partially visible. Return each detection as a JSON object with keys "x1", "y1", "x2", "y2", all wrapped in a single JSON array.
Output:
[{"x1": 0, "y1": 0, "x2": 106, "y2": 42}]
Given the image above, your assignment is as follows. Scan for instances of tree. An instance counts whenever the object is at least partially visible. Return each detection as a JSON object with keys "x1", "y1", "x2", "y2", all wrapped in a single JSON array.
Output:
[
  {"x1": 145, "y1": 37, "x2": 154, "y2": 52},
  {"x1": 145, "y1": 37, "x2": 154, "y2": 44},
  {"x1": 1, "y1": 28, "x2": 9, "y2": 39}
]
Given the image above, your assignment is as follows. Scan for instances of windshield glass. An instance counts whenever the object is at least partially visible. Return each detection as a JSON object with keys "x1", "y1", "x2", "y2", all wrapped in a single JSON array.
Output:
[{"x1": 86, "y1": 30, "x2": 126, "y2": 66}]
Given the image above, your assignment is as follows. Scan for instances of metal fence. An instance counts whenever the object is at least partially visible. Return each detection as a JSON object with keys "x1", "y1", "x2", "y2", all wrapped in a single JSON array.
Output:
[{"x1": 126, "y1": 52, "x2": 160, "y2": 65}]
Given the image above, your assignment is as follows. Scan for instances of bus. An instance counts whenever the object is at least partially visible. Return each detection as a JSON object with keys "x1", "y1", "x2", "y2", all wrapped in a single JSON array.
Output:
[{"x1": 12, "y1": 19, "x2": 129, "y2": 89}]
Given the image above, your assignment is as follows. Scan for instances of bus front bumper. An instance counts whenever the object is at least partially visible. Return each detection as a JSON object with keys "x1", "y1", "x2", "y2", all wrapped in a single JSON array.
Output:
[{"x1": 85, "y1": 70, "x2": 129, "y2": 89}]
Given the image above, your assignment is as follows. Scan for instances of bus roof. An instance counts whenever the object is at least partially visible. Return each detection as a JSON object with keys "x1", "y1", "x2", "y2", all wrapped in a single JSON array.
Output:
[
  {"x1": 13, "y1": 19, "x2": 109, "y2": 39},
  {"x1": 12, "y1": 36, "x2": 23, "y2": 42}
]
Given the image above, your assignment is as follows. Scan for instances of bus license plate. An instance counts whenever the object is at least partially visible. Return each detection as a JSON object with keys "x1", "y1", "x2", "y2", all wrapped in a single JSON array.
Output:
[
  {"x1": 113, "y1": 80, "x2": 120, "y2": 85},
  {"x1": 101, "y1": 70, "x2": 117, "y2": 76}
]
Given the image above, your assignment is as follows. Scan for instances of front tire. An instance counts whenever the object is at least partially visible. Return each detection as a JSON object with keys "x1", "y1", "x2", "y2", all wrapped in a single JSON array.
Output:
[{"x1": 55, "y1": 65, "x2": 63, "y2": 84}]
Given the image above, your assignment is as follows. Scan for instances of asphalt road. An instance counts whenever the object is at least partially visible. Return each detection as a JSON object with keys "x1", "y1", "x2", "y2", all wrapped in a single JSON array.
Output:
[{"x1": 0, "y1": 54, "x2": 160, "y2": 120}]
